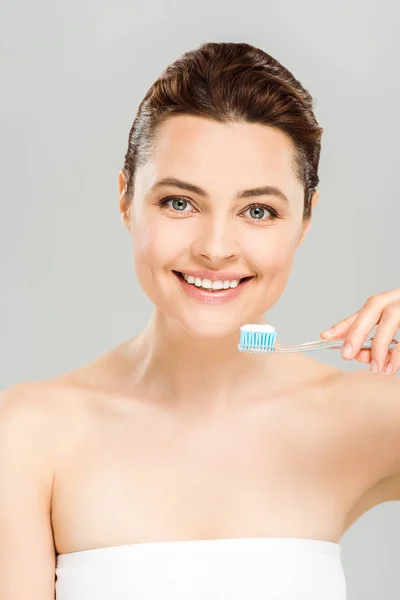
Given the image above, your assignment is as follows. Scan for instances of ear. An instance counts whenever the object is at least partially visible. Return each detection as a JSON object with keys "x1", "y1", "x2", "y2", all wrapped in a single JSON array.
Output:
[
  {"x1": 118, "y1": 169, "x2": 131, "y2": 232},
  {"x1": 298, "y1": 189, "x2": 320, "y2": 246},
  {"x1": 118, "y1": 169, "x2": 126, "y2": 195},
  {"x1": 311, "y1": 188, "x2": 320, "y2": 210}
]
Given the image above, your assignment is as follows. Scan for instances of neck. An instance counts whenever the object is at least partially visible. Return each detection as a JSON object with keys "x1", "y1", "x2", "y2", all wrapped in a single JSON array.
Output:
[{"x1": 125, "y1": 309, "x2": 300, "y2": 417}]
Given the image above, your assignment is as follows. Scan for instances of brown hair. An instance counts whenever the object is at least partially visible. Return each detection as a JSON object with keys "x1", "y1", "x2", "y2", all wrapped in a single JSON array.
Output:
[{"x1": 123, "y1": 41, "x2": 323, "y2": 221}]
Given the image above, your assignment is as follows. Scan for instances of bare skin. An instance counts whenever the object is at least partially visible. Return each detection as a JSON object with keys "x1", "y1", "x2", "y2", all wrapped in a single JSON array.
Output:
[
  {"x1": 42, "y1": 340, "x2": 399, "y2": 556},
  {"x1": 2, "y1": 116, "x2": 400, "y2": 600}
]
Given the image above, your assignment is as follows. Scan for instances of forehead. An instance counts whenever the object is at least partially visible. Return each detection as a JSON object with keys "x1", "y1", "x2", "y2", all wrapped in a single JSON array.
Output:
[{"x1": 137, "y1": 115, "x2": 302, "y2": 199}]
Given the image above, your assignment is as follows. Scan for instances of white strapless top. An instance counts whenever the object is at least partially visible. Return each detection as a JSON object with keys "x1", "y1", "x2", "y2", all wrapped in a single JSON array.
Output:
[{"x1": 55, "y1": 536, "x2": 346, "y2": 599}]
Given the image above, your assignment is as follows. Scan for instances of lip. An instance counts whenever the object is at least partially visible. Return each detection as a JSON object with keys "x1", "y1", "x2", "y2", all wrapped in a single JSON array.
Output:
[
  {"x1": 173, "y1": 270, "x2": 254, "y2": 304},
  {"x1": 174, "y1": 269, "x2": 253, "y2": 282}
]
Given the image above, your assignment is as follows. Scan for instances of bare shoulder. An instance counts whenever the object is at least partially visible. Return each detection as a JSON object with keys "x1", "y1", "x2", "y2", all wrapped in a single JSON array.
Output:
[
  {"x1": 0, "y1": 377, "x2": 87, "y2": 419},
  {"x1": 0, "y1": 381, "x2": 58, "y2": 482},
  {"x1": 0, "y1": 380, "x2": 61, "y2": 430},
  {"x1": 0, "y1": 378, "x2": 91, "y2": 463},
  {"x1": 0, "y1": 339, "x2": 132, "y2": 449},
  {"x1": 0, "y1": 336, "x2": 140, "y2": 437},
  {"x1": 0, "y1": 380, "x2": 88, "y2": 599}
]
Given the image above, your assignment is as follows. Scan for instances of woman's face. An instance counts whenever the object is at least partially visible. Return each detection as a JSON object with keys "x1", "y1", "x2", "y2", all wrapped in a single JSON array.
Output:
[{"x1": 119, "y1": 115, "x2": 318, "y2": 339}]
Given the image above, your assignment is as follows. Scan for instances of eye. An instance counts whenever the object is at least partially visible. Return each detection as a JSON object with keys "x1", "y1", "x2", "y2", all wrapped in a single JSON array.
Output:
[
  {"x1": 158, "y1": 197, "x2": 280, "y2": 221},
  {"x1": 159, "y1": 196, "x2": 195, "y2": 212},
  {"x1": 242, "y1": 204, "x2": 279, "y2": 221}
]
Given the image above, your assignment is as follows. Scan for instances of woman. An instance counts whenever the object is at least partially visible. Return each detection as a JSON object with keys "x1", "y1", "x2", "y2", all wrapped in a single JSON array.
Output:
[{"x1": 1, "y1": 41, "x2": 400, "y2": 600}]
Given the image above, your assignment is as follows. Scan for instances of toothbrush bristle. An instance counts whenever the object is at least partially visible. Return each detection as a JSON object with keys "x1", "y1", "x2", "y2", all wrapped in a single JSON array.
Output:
[{"x1": 238, "y1": 327, "x2": 277, "y2": 354}]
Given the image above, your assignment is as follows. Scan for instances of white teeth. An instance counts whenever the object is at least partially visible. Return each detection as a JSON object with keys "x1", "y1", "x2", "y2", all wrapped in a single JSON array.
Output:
[
  {"x1": 201, "y1": 279, "x2": 213, "y2": 289},
  {"x1": 181, "y1": 273, "x2": 243, "y2": 290}
]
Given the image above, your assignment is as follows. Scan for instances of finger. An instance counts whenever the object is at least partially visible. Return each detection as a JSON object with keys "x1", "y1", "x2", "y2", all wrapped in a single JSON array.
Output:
[
  {"x1": 367, "y1": 304, "x2": 400, "y2": 373},
  {"x1": 384, "y1": 340, "x2": 400, "y2": 375},
  {"x1": 322, "y1": 290, "x2": 400, "y2": 339},
  {"x1": 340, "y1": 298, "x2": 386, "y2": 361},
  {"x1": 352, "y1": 348, "x2": 372, "y2": 364},
  {"x1": 391, "y1": 341, "x2": 400, "y2": 375},
  {"x1": 321, "y1": 312, "x2": 359, "y2": 338}
]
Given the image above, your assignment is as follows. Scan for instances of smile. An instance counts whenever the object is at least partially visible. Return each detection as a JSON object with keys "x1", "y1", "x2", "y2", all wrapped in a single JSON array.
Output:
[{"x1": 172, "y1": 270, "x2": 254, "y2": 304}]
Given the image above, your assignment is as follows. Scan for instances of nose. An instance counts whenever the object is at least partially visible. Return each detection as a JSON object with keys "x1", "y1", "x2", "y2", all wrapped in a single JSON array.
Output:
[{"x1": 190, "y1": 217, "x2": 239, "y2": 263}]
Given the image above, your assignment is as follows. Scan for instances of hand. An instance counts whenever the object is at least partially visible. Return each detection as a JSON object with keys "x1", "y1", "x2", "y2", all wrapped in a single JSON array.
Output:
[{"x1": 320, "y1": 288, "x2": 400, "y2": 375}]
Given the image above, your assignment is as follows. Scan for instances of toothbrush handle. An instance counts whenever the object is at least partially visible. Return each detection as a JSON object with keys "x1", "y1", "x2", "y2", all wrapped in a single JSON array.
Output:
[{"x1": 278, "y1": 337, "x2": 399, "y2": 353}]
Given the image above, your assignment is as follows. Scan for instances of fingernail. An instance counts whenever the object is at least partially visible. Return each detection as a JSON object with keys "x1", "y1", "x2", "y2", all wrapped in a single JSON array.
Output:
[
  {"x1": 384, "y1": 362, "x2": 393, "y2": 375},
  {"x1": 323, "y1": 327, "x2": 335, "y2": 336},
  {"x1": 341, "y1": 342, "x2": 353, "y2": 358},
  {"x1": 370, "y1": 360, "x2": 378, "y2": 373}
]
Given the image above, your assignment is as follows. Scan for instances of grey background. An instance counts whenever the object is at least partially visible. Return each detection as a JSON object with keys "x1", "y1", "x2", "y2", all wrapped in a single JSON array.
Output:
[{"x1": 1, "y1": 0, "x2": 399, "y2": 597}]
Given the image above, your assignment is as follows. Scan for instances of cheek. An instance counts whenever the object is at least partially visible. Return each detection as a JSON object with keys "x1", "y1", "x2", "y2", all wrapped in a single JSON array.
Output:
[
  {"x1": 250, "y1": 235, "x2": 299, "y2": 313},
  {"x1": 131, "y1": 218, "x2": 184, "y2": 278},
  {"x1": 249, "y1": 229, "x2": 299, "y2": 274}
]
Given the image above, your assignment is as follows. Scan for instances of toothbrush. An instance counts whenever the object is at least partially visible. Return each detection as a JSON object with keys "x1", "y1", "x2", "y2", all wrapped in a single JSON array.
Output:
[{"x1": 238, "y1": 324, "x2": 399, "y2": 354}]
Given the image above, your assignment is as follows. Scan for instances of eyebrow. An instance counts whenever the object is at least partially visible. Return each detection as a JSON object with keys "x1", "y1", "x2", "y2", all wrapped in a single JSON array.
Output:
[{"x1": 150, "y1": 176, "x2": 290, "y2": 205}]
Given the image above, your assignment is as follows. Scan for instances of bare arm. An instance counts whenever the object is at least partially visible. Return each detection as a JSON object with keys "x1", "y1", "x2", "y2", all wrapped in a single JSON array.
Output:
[
  {"x1": 342, "y1": 374, "x2": 400, "y2": 533},
  {"x1": 376, "y1": 375, "x2": 400, "y2": 494},
  {"x1": 0, "y1": 383, "x2": 57, "y2": 600}
]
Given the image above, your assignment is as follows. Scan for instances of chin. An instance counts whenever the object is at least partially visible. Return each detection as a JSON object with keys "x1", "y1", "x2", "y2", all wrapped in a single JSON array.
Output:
[{"x1": 173, "y1": 308, "x2": 250, "y2": 341}]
